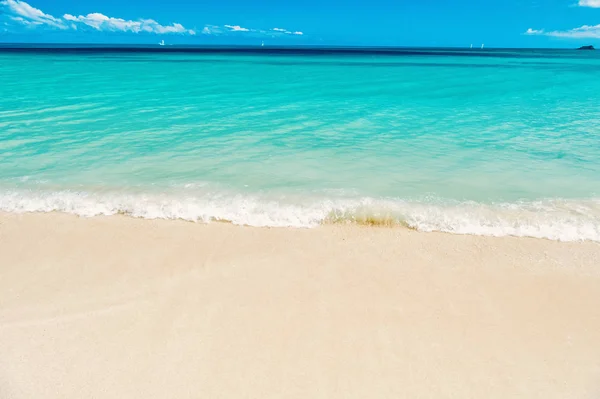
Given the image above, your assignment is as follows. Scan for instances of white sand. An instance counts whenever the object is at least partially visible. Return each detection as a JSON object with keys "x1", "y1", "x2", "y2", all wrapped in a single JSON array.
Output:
[{"x1": 1, "y1": 212, "x2": 599, "y2": 398}]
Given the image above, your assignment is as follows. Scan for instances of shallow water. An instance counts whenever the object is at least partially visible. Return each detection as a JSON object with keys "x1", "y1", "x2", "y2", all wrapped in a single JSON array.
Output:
[{"x1": 1, "y1": 47, "x2": 599, "y2": 240}]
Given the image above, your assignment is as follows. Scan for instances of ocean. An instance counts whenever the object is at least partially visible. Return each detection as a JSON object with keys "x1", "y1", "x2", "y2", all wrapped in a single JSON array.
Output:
[{"x1": 1, "y1": 45, "x2": 599, "y2": 241}]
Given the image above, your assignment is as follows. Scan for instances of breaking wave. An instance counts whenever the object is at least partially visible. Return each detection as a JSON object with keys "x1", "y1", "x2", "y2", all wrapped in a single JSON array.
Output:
[{"x1": 1, "y1": 189, "x2": 599, "y2": 242}]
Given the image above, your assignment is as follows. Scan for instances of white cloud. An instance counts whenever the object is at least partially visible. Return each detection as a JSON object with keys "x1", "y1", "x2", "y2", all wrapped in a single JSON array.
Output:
[
  {"x1": 270, "y1": 27, "x2": 303, "y2": 36},
  {"x1": 525, "y1": 28, "x2": 544, "y2": 35},
  {"x1": 203, "y1": 25, "x2": 303, "y2": 37},
  {"x1": 1, "y1": 0, "x2": 303, "y2": 39},
  {"x1": 579, "y1": 0, "x2": 600, "y2": 7},
  {"x1": 1, "y1": 0, "x2": 67, "y2": 29},
  {"x1": 525, "y1": 24, "x2": 600, "y2": 39},
  {"x1": 1, "y1": 0, "x2": 194, "y2": 35},
  {"x1": 224, "y1": 24, "x2": 250, "y2": 32},
  {"x1": 63, "y1": 13, "x2": 195, "y2": 35},
  {"x1": 202, "y1": 24, "x2": 220, "y2": 35}
]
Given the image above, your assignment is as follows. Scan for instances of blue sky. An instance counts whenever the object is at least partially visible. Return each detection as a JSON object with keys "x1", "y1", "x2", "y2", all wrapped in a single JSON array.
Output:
[{"x1": 2, "y1": 0, "x2": 600, "y2": 47}]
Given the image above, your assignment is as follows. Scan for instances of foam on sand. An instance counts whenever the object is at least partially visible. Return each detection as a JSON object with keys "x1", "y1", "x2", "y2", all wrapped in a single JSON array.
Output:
[{"x1": 1, "y1": 189, "x2": 599, "y2": 241}]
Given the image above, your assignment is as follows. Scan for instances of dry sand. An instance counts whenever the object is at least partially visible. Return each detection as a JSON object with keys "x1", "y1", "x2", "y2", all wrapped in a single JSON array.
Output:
[{"x1": 0, "y1": 212, "x2": 599, "y2": 399}]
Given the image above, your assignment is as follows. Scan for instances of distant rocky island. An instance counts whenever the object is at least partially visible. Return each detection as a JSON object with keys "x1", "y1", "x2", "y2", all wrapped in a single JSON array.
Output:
[{"x1": 577, "y1": 45, "x2": 595, "y2": 50}]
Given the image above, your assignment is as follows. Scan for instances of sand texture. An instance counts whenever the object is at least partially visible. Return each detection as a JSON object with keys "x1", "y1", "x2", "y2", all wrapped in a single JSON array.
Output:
[{"x1": 1, "y1": 212, "x2": 599, "y2": 398}]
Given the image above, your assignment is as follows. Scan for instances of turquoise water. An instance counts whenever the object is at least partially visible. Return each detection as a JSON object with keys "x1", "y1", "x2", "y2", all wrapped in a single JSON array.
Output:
[{"x1": 1, "y1": 47, "x2": 600, "y2": 240}]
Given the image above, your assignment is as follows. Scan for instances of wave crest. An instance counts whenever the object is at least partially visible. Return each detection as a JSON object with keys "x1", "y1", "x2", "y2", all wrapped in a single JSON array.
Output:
[{"x1": 1, "y1": 190, "x2": 599, "y2": 242}]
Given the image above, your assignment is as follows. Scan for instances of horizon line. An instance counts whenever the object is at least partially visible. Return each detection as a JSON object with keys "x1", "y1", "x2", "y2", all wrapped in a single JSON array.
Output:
[{"x1": 0, "y1": 42, "x2": 591, "y2": 50}]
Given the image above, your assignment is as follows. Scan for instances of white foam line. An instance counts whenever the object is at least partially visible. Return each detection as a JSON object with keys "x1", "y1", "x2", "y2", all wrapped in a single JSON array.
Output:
[{"x1": 1, "y1": 190, "x2": 599, "y2": 242}]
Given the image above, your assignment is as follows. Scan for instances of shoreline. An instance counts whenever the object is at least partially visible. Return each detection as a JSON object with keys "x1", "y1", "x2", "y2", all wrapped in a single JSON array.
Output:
[
  {"x1": 1, "y1": 202, "x2": 599, "y2": 242},
  {"x1": 1, "y1": 212, "x2": 600, "y2": 398}
]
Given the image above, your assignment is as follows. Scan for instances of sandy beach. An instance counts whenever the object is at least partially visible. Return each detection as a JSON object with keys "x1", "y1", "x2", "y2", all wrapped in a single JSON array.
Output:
[{"x1": 0, "y1": 212, "x2": 599, "y2": 398}]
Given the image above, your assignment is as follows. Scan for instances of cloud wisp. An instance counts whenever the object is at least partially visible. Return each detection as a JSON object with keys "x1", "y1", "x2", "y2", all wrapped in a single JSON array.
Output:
[
  {"x1": 224, "y1": 24, "x2": 250, "y2": 32},
  {"x1": 1, "y1": 0, "x2": 195, "y2": 35},
  {"x1": 527, "y1": 0, "x2": 600, "y2": 39},
  {"x1": 64, "y1": 13, "x2": 195, "y2": 35},
  {"x1": 525, "y1": 25, "x2": 600, "y2": 39},
  {"x1": 578, "y1": 0, "x2": 600, "y2": 8},
  {"x1": 1, "y1": 0, "x2": 304, "y2": 38},
  {"x1": 202, "y1": 24, "x2": 303, "y2": 36},
  {"x1": 1, "y1": 0, "x2": 67, "y2": 29},
  {"x1": 271, "y1": 27, "x2": 303, "y2": 35}
]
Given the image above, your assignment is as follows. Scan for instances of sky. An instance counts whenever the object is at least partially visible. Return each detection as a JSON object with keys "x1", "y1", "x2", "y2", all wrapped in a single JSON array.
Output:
[{"x1": 2, "y1": 0, "x2": 600, "y2": 47}]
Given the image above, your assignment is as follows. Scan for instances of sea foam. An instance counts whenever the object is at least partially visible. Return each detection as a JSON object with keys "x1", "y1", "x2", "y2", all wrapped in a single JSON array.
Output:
[{"x1": 1, "y1": 190, "x2": 599, "y2": 242}]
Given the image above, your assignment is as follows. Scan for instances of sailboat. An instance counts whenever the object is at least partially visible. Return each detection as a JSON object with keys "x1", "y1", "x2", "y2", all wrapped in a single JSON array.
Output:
[
  {"x1": 261, "y1": 41, "x2": 265, "y2": 47},
  {"x1": 481, "y1": 43, "x2": 484, "y2": 49},
  {"x1": 159, "y1": 40, "x2": 165, "y2": 46},
  {"x1": 470, "y1": 44, "x2": 473, "y2": 49}
]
